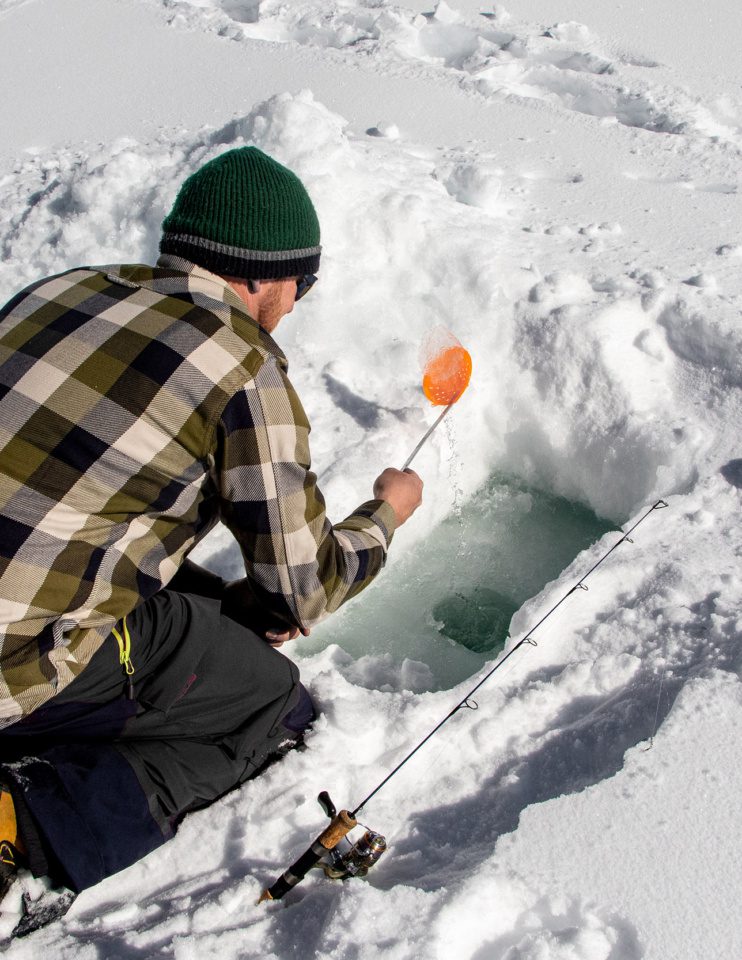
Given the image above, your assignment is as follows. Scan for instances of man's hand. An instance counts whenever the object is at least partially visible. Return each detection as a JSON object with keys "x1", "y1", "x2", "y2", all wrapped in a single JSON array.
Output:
[
  {"x1": 222, "y1": 580, "x2": 309, "y2": 646},
  {"x1": 264, "y1": 625, "x2": 309, "y2": 648},
  {"x1": 373, "y1": 467, "x2": 424, "y2": 527}
]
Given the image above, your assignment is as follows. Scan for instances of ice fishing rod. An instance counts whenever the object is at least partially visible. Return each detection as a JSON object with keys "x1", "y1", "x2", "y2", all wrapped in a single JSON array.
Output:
[{"x1": 260, "y1": 498, "x2": 668, "y2": 903}]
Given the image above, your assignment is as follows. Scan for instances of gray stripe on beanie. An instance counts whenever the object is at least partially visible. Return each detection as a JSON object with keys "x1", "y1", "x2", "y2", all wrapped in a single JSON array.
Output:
[{"x1": 162, "y1": 232, "x2": 322, "y2": 262}]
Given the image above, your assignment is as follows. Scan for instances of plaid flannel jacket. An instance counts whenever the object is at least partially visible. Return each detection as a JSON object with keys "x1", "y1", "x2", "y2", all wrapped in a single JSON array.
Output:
[{"x1": 0, "y1": 255, "x2": 395, "y2": 728}]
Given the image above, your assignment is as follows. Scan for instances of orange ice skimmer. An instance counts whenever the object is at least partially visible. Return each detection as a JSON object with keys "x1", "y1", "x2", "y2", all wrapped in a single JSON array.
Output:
[{"x1": 402, "y1": 329, "x2": 472, "y2": 470}]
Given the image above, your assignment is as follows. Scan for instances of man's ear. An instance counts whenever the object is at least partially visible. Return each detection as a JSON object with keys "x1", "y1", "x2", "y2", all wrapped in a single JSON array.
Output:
[{"x1": 247, "y1": 279, "x2": 260, "y2": 294}]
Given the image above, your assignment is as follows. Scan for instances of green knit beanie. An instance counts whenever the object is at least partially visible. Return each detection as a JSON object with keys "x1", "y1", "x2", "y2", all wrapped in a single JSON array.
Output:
[{"x1": 160, "y1": 147, "x2": 321, "y2": 279}]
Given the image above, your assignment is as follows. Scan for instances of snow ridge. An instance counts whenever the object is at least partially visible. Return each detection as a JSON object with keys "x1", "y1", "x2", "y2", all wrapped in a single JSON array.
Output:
[{"x1": 152, "y1": 0, "x2": 742, "y2": 148}]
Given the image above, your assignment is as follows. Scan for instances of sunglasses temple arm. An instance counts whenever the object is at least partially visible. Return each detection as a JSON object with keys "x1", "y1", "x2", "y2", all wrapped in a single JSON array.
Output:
[
  {"x1": 295, "y1": 274, "x2": 318, "y2": 301},
  {"x1": 401, "y1": 402, "x2": 454, "y2": 471}
]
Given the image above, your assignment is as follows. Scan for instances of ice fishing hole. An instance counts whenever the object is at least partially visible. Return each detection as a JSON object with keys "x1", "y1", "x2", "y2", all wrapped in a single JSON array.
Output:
[{"x1": 302, "y1": 475, "x2": 616, "y2": 691}]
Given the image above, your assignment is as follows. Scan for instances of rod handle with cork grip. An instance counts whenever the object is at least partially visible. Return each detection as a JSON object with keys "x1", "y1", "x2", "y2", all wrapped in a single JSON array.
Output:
[{"x1": 259, "y1": 795, "x2": 357, "y2": 902}]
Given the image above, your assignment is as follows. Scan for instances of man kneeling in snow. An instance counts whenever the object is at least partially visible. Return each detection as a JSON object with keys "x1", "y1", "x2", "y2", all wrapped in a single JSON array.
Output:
[{"x1": 0, "y1": 147, "x2": 422, "y2": 932}]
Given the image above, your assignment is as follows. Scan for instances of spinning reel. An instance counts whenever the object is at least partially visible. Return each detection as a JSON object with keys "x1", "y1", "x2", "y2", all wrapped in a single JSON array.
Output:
[{"x1": 259, "y1": 791, "x2": 387, "y2": 902}]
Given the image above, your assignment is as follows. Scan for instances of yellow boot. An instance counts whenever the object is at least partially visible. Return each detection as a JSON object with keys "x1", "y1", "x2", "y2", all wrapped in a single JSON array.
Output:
[
  {"x1": 0, "y1": 784, "x2": 75, "y2": 939},
  {"x1": 0, "y1": 784, "x2": 26, "y2": 895}
]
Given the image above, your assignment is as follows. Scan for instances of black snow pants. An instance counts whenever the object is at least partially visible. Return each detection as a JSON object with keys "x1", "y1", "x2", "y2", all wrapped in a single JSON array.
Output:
[{"x1": 0, "y1": 577, "x2": 310, "y2": 893}]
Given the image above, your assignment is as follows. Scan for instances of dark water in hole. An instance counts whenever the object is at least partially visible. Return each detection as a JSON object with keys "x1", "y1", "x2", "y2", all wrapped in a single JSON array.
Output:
[
  {"x1": 302, "y1": 473, "x2": 617, "y2": 690},
  {"x1": 429, "y1": 475, "x2": 616, "y2": 660},
  {"x1": 432, "y1": 588, "x2": 519, "y2": 655}
]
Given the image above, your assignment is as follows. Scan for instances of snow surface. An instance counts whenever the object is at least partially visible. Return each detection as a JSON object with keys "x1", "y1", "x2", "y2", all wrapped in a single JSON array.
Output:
[{"x1": 1, "y1": 0, "x2": 742, "y2": 957}]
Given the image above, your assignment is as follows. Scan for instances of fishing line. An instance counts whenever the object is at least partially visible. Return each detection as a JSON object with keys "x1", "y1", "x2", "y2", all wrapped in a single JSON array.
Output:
[{"x1": 645, "y1": 657, "x2": 668, "y2": 750}]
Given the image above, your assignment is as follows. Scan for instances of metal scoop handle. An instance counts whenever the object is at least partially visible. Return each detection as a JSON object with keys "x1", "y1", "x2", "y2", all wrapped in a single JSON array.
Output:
[{"x1": 401, "y1": 402, "x2": 454, "y2": 470}]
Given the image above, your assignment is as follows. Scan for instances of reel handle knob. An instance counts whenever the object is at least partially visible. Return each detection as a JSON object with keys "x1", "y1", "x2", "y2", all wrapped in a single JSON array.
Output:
[{"x1": 317, "y1": 791, "x2": 337, "y2": 819}]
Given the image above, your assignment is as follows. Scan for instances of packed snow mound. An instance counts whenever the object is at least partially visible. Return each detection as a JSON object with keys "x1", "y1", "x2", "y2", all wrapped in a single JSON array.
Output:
[
  {"x1": 2, "y1": 89, "x2": 737, "y2": 529},
  {"x1": 495, "y1": 671, "x2": 742, "y2": 960}
]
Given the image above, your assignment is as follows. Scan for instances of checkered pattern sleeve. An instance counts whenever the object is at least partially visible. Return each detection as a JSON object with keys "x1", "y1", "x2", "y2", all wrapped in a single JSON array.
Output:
[{"x1": 216, "y1": 357, "x2": 396, "y2": 630}]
